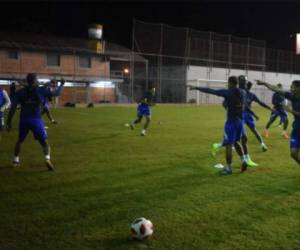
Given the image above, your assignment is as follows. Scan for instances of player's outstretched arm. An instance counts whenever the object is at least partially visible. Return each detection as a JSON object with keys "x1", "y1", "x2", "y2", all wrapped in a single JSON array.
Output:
[
  {"x1": 256, "y1": 80, "x2": 285, "y2": 95},
  {"x1": 254, "y1": 95, "x2": 272, "y2": 111},
  {"x1": 187, "y1": 85, "x2": 228, "y2": 97},
  {"x1": 51, "y1": 78, "x2": 65, "y2": 97},
  {"x1": 247, "y1": 108, "x2": 259, "y2": 120}
]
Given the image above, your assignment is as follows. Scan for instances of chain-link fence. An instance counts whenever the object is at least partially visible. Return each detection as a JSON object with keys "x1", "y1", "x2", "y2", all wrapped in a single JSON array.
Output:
[{"x1": 130, "y1": 19, "x2": 300, "y2": 104}]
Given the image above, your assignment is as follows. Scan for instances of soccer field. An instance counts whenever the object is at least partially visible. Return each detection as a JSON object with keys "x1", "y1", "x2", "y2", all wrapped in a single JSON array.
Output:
[{"x1": 0, "y1": 105, "x2": 300, "y2": 250}]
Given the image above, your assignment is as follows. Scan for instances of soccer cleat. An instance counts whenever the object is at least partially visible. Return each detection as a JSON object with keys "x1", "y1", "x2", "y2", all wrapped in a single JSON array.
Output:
[
  {"x1": 261, "y1": 143, "x2": 268, "y2": 152},
  {"x1": 45, "y1": 160, "x2": 55, "y2": 171},
  {"x1": 219, "y1": 167, "x2": 232, "y2": 176},
  {"x1": 282, "y1": 132, "x2": 289, "y2": 139},
  {"x1": 141, "y1": 130, "x2": 146, "y2": 136},
  {"x1": 263, "y1": 130, "x2": 270, "y2": 138},
  {"x1": 246, "y1": 159, "x2": 258, "y2": 167},
  {"x1": 130, "y1": 123, "x2": 135, "y2": 130},
  {"x1": 241, "y1": 161, "x2": 248, "y2": 173},
  {"x1": 211, "y1": 143, "x2": 221, "y2": 157},
  {"x1": 13, "y1": 161, "x2": 20, "y2": 167},
  {"x1": 51, "y1": 120, "x2": 58, "y2": 124}
]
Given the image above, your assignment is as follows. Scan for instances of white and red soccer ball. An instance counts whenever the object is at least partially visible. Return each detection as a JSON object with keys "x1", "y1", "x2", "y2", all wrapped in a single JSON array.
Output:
[{"x1": 130, "y1": 217, "x2": 153, "y2": 240}]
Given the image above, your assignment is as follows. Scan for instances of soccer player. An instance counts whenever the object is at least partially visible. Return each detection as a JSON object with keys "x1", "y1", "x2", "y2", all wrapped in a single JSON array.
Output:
[
  {"x1": 212, "y1": 76, "x2": 258, "y2": 167},
  {"x1": 263, "y1": 84, "x2": 289, "y2": 139},
  {"x1": 244, "y1": 81, "x2": 272, "y2": 151},
  {"x1": 7, "y1": 73, "x2": 64, "y2": 171},
  {"x1": 257, "y1": 80, "x2": 300, "y2": 165},
  {"x1": 129, "y1": 87, "x2": 155, "y2": 136},
  {"x1": 41, "y1": 80, "x2": 57, "y2": 125},
  {"x1": 189, "y1": 76, "x2": 250, "y2": 175},
  {"x1": 0, "y1": 87, "x2": 11, "y2": 134},
  {"x1": 9, "y1": 82, "x2": 16, "y2": 100}
]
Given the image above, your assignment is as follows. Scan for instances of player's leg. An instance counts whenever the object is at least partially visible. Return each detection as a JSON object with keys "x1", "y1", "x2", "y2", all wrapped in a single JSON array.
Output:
[
  {"x1": 45, "y1": 108, "x2": 57, "y2": 124},
  {"x1": 264, "y1": 112, "x2": 278, "y2": 137},
  {"x1": 290, "y1": 130, "x2": 300, "y2": 164},
  {"x1": 248, "y1": 125, "x2": 268, "y2": 151},
  {"x1": 130, "y1": 104, "x2": 144, "y2": 130},
  {"x1": 281, "y1": 112, "x2": 289, "y2": 139},
  {"x1": 211, "y1": 142, "x2": 223, "y2": 157},
  {"x1": 290, "y1": 148, "x2": 300, "y2": 164},
  {"x1": 130, "y1": 115, "x2": 142, "y2": 130},
  {"x1": 220, "y1": 121, "x2": 236, "y2": 175},
  {"x1": 141, "y1": 115, "x2": 151, "y2": 136},
  {"x1": 0, "y1": 111, "x2": 3, "y2": 141},
  {"x1": 245, "y1": 113, "x2": 267, "y2": 151},
  {"x1": 13, "y1": 140, "x2": 22, "y2": 166},
  {"x1": 240, "y1": 133, "x2": 258, "y2": 167},
  {"x1": 38, "y1": 139, "x2": 54, "y2": 171},
  {"x1": 32, "y1": 119, "x2": 53, "y2": 170},
  {"x1": 13, "y1": 121, "x2": 30, "y2": 167}
]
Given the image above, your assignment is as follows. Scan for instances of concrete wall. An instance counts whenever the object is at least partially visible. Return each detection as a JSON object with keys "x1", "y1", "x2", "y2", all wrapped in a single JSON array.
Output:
[
  {"x1": 0, "y1": 85, "x2": 115, "y2": 105},
  {"x1": 187, "y1": 65, "x2": 300, "y2": 104}
]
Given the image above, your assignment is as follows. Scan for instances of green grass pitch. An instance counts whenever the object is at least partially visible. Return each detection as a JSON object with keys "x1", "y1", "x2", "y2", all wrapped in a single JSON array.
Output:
[{"x1": 0, "y1": 105, "x2": 300, "y2": 249}]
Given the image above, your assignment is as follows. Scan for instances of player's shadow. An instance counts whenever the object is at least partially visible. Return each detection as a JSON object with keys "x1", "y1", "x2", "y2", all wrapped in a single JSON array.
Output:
[{"x1": 0, "y1": 165, "x2": 13, "y2": 171}]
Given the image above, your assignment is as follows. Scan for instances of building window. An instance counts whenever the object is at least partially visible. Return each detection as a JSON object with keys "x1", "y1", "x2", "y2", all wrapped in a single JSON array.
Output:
[
  {"x1": 8, "y1": 51, "x2": 19, "y2": 60},
  {"x1": 47, "y1": 54, "x2": 60, "y2": 67},
  {"x1": 79, "y1": 56, "x2": 91, "y2": 68}
]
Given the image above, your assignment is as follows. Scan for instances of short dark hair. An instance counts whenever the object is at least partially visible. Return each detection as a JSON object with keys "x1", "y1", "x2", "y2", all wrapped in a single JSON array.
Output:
[
  {"x1": 292, "y1": 80, "x2": 300, "y2": 88},
  {"x1": 26, "y1": 73, "x2": 37, "y2": 85},
  {"x1": 238, "y1": 75, "x2": 247, "y2": 89},
  {"x1": 277, "y1": 83, "x2": 282, "y2": 88},
  {"x1": 228, "y1": 76, "x2": 238, "y2": 86}
]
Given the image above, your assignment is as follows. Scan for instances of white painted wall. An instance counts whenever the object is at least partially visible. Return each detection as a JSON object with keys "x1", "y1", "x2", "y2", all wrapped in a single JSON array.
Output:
[{"x1": 187, "y1": 66, "x2": 300, "y2": 104}]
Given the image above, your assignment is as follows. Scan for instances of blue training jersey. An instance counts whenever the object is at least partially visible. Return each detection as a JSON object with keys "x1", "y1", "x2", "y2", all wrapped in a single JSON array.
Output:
[
  {"x1": 272, "y1": 92, "x2": 285, "y2": 110},
  {"x1": 0, "y1": 89, "x2": 5, "y2": 108},
  {"x1": 196, "y1": 87, "x2": 246, "y2": 120},
  {"x1": 284, "y1": 92, "x2": 300, "y2": 129},
  {"x1": 12, "y1": 84, "x2": 63, "y2": 120}
]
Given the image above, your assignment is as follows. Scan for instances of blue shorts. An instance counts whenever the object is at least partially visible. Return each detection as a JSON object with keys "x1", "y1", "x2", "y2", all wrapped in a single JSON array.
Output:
[
  {"x1": 290, "y1": 129, "x2": 300, "y2": 148},
  {"x1": 243, "y1": 111, "x2": 255, "y2": 129},
  {"x1": 19, "y1": 118, "x2": 48, "y2": 142},
  {"x1": 137, "y1": 104, "x2": 151, "y2": 117},
  {"x1": 271, "y1": 109, "x2": 288, "y2": 123},
  {"x1": 223, "y1": 119, "x2": 244, "y2": 145},
  {"x1": 0, "y1": 111, "x2": 4, "y2": 129}
]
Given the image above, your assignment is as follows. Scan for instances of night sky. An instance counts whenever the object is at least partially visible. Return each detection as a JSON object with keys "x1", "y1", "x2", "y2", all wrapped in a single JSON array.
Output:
[{"x1": 1, "y1": 2, "x2": 300, "y2": 51}]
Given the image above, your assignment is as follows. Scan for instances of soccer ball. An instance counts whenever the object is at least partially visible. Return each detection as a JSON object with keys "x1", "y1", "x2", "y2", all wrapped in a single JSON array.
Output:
[{"x1": 130, "y1": 217, "x2": 153, "y2": 240}]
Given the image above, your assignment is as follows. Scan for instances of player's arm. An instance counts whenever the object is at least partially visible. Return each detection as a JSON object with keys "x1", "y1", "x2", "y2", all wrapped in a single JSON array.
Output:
[
  {"x1": 188, "y1": 85, "x2": 229, "y2": 97},
  {"x1": 6, "y1": 97, "x2": 18, "y2": 130},
  {"x1": 49, "y1": 78, "x2": 65, "y2": 97},
  {"x1": 247, "y1": 108, "x2": 259, "y2": 120},
  {"x1": 253, "y1": 95, "x2": 272, "y2": 111},
  {"x1": 0, "y1": 90, "x2": 11, "y2": 112},
  {"x1": 256, "y1": 80, "x2": 285, "y2": 95}
]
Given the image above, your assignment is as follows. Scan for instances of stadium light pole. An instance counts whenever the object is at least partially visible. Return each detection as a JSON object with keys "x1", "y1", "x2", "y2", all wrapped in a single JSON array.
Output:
[{"x1": 130, "y1": 19, "x2": 136, "y2": 103}]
